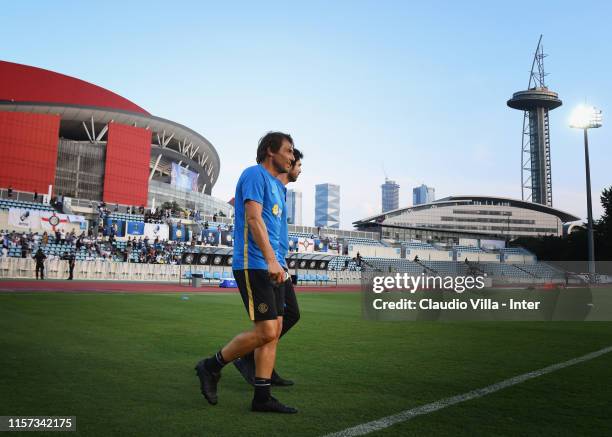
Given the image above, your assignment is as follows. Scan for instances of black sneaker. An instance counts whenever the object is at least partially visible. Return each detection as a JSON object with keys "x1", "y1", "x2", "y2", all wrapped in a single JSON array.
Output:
[
  {"x1": 233, "y1": 357, "x2": 255, "y2": 386},
  {"x1": 271, "y1": 369, "x2": 294, "y2": 387},
  {"x1": 194, "y1": 359, "x2": 221, "y2": 405},
  {"x1": 252, "y1": 396, "x2": 298, "y2": 414}
]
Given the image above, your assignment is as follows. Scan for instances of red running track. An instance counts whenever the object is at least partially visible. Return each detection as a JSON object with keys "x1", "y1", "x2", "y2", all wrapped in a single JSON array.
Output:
[{"x1": 0, "y1": 280, "x2": 360, "y2": 293}]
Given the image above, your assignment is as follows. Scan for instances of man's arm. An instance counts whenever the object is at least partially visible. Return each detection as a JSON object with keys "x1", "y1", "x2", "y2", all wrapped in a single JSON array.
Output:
[{"x1": 245, "y1": 200, "x2": 284, "y2": 284}]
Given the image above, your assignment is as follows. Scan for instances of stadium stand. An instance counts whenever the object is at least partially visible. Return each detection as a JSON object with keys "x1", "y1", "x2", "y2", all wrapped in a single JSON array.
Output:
[
  {"x1": 328, "y1": 256, "x2": 360, "y2": 271},
  {"x1": 0, "y1": 199, "x2": 55, "y2": 211},
  {"x1": 476, "y1": 262, "x2": 532, "y2": 280},
  {"x1": 289, "y1": 231, "x2": 316, "y2": 239},
  {"x1": 517, "y1": 262, "x2": 565, "y2": 280},
  {"x1": 363, "y1": 257, "x2": 423, "y2": 274},
  {"x1": 453, "y1": 245, "x2": 485, "y2": 253},
  {"x1": 108, "y1": 212, "x2": 145, "y2": 222},
  {"x1": 402, "y1": 241, "x2": 435, "y2": 249},
  {"x1": 344, "y1": 237, "x2": 384, "y2": 247}
]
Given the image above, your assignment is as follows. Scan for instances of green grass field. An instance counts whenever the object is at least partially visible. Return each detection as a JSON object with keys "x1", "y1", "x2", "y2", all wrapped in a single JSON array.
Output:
[{"x1": 1, "y1": 290, "x2": 611, "y2": 436}]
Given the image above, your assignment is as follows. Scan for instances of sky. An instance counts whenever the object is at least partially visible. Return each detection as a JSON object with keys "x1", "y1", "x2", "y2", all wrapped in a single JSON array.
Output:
[{"x1": 2, "y1": 0, "x2": 611, "y2": 228}]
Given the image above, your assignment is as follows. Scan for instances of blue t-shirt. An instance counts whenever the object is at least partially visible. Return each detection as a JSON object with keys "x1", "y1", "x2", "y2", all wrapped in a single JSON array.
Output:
[
  {"x1": 277, "y1": 199, "x2": 288, "y2": 268},
  {"x1": 232, "y1": 165, "x2": 286, "y2": 270}
]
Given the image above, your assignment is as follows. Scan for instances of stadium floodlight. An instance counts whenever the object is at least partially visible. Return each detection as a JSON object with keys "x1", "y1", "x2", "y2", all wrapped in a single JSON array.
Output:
[
  {"x1": 569, "y1": 104, "x2": 602, "y2": 129},
  {"x1": 570, "y1": 104, "x2": 602, "y2": 282}
]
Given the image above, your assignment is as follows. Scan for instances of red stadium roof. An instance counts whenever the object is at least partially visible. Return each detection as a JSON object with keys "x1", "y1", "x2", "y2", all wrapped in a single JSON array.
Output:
[{"x1": 0, "y1": 60, "x2": 149, "y2": 115}]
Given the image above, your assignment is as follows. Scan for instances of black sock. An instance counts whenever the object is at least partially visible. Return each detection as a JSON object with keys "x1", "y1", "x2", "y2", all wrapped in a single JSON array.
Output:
[
  {"x1": 253, "y1": 377, "x2": 271, "y2": 403},
  {"x1": 204, "y1": 350, "x2": 227, "y2": 373},
  {"x1": 244, "y1": 351, "x2": 255, "y2": 367}
]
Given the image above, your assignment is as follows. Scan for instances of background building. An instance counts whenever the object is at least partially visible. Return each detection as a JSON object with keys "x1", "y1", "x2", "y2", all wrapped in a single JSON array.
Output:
[
  {"x1": 0, "y1": 60, "x2": 231, "y2": 216},
  {"x1": 413, "y1": 184, "x2": 435, "y2": 206},
  {"x1": 286, "y1": 189, "x2": 302, "y2": 225},
  {"x1": 354, "y1": 195, "x2": 579, "y2": 244},
  {"x1": 315, "y1": 183, "x2": 340, "y2": 229},
  {"x1": 381, "y1": 178, "x2": 399, "y2": 213}
]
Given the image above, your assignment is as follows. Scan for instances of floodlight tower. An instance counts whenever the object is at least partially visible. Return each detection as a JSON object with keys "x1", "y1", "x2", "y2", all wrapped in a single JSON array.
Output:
[{"x1": 507, "y1": 35, "x2": 562, "y2": 207}]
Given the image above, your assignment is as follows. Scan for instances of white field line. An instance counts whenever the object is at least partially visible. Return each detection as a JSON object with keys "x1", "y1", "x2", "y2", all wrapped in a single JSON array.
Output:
[{"x1": 323, "y1": 345, "x2": 612, "y2": 437}]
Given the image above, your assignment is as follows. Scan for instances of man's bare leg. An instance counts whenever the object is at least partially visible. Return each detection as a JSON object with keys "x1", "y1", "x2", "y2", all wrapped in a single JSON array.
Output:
[
  {"x1": 254, "y1": 317, "x2": 283, "y2": 378},
  {"x1": 196, "y1": 318, "x2": 297, "y2": 410},
  {"x1": 219, "y1": 319, "x2": 278, "y2": 362}
]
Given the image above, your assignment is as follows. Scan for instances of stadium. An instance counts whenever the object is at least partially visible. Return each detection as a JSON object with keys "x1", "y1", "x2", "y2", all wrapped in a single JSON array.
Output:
[
  {"x1": 2, "y1": 59, "x2": 612, "y2": 436},
  {"x1": 0, "y1": 59, "x2": 601, "y2": 285},
  {"x1": 353, "y1": 195, "x2": 580, "y2": 243},
  {"x1": 0, "y1": 60, "x2": 231, "y2": 216}
]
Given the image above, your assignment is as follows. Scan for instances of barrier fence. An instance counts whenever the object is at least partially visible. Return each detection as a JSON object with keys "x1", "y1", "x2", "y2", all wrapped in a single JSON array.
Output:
[{"x1": 0, "y1": 257, "x2": 363, "y2": 285}]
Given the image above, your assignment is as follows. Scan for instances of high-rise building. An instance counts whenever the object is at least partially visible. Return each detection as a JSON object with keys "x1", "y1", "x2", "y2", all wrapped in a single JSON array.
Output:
[
  {"x1": 413, "y1": 184, "x2": 435, "y2": 206},
  {"x1": 315, "y1": 183, "x2": 340, "y2": 229},
  {"x1": 286, "y1": 189, "x2": 302, "y2": 225},
  {"x1": 381, "y1": 178, "x2": 399, "y2": 212}
]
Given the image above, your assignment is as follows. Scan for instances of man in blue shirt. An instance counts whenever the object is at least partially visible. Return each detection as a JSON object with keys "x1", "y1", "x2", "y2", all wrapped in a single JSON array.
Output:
[
  {"x1": 234, "y1": 148, "x2": 303, "y2": 387},
  {"x1": 195, "y1": 132, "x2": 298, "y2": 414}
]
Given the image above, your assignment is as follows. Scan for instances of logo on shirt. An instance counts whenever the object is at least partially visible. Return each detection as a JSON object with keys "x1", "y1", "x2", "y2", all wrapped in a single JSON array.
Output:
[{"x1": 272, "y1": 203, "x2": 281, "y2": 217}]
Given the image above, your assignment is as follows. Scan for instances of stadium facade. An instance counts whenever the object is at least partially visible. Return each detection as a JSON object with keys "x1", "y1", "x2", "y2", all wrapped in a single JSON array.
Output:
[
  {"x1": 353, "y1": 195, "x2": 580, "y2": 244},
  {"x1": 0, "y1": 60, "x2": 231, "y2": 216}
]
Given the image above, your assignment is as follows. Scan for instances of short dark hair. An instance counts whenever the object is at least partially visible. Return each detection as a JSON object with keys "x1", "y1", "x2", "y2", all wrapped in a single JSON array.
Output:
[
  {"x1": 292, "y1": 148, "x2": 303, "y2": 163},
  {"x1": 256, "y1": 131, "x2": 293, "y2": 164}
]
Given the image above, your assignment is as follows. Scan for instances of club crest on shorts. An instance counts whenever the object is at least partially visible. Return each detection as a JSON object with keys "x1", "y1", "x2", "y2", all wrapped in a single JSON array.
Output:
[{"x1": 258, "y1": 303, "x2": 269, "y2": 314}]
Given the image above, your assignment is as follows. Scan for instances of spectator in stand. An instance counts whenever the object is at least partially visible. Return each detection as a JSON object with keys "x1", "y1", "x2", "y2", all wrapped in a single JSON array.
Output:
[
  {"x1": 114, "y1": 203, "x2": 119, "y2": 212},
  {"x1": 34, "y1": 191, "x2": 38, "y2": 202},
  {"x1": 34, "y1": 248, "x2": 46, "y2": 280},
  {"x1": 20, "y1": 236, "x2": 27, "y2": 258},
  {"x1": 7, "y1": 186, "x2": 13, "y2": 198},
  {"x1": 57, "y1": 193, "x2": 63, "y2": 211},
  {"x1": 213, "y1": 213, "x2": 217, "y2": 222},
  {"x1": 62, "y1": 251, "x2": 76, "y2": 280}
]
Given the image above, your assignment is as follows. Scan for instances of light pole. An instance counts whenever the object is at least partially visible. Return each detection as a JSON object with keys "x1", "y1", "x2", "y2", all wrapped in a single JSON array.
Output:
[{"x1": 569, "y1": 104, "x2": 603, "y2": 282}]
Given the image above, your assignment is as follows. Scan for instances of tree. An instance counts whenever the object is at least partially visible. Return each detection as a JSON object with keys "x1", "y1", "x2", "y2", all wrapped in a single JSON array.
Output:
[
  {"x1": 512, "y1": 185, "x2": 612, "y2": 261},
  {"x1": 595, "y1": 185, "x2": 612, "y2": 260},
  {"x1": 596, "y1": 186, "x2": 612, "y2": 234}
]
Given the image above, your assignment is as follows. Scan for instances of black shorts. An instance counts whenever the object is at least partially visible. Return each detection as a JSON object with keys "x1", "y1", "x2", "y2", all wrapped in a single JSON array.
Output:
[
  {"x1": 234, "y1": 269, "x2": 285, "y2": 321},
  {"x1": 282, "y1": 277, "x2": 299, "y2": 321}
]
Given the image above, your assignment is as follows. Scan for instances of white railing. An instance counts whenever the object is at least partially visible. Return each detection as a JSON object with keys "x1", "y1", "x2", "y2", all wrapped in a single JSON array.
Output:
[{"x1": 0, "y1": 257, "x2": 363, "y2": 285}]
